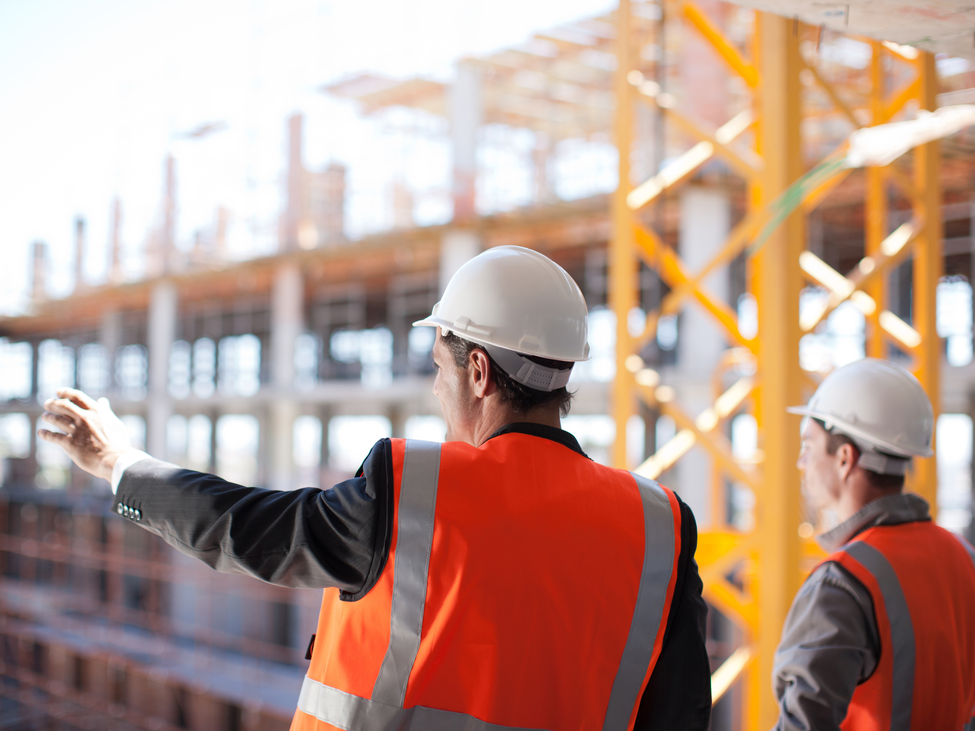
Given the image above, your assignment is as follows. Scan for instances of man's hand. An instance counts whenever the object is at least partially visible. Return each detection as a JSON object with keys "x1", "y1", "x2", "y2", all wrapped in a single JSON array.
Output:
[{"x1": 38, "y1": 388, "x2": 134, "y2": 483}]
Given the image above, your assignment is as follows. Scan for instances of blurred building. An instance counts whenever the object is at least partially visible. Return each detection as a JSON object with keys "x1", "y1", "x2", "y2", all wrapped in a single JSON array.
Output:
[{"x1": 2, "y1": 2, "x2": 975, "y2": 729}]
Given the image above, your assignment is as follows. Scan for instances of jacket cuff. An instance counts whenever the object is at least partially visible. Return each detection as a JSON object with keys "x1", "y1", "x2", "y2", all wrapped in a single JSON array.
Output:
[{"x1": 111, "y1": 450, "x2": 151, "y2": 494}]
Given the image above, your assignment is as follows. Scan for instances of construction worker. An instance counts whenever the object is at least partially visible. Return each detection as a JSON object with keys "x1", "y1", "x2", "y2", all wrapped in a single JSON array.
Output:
[
  {"x1": 39, "y1": 246, "x2": 711, "y2": 730},
  {"x1": 773, "y1": 358, "x2": 975, "y2": 730}
]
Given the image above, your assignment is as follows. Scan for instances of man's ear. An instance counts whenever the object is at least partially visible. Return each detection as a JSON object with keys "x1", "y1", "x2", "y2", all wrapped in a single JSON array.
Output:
[
  {"x1": 468, "y1": 349, "x2": 495, "y2": 399},
  {"x1": 836, "y1": 442, "x2": 858, "y2": 481}
]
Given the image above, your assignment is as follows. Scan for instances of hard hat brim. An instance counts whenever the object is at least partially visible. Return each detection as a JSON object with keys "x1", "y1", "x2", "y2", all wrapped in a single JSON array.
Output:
[
  {"x1": 412, "y1": 315, "x2": 591, "y2": 362},
  {"x1": 785, "y1": 405, "x2": 933, "y2": 458}
]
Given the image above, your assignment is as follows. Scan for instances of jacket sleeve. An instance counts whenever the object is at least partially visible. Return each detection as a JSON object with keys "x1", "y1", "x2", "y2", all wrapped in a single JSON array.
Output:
[
  {"x1": 772, "y1": 561, "x2": 880, "y2": 731},
  {"x1": 635, "y1": 498, "x2": 712, "y2": 730},
  {"x1": 114, "y1": 439, "x2": 393, "y2": 593}
]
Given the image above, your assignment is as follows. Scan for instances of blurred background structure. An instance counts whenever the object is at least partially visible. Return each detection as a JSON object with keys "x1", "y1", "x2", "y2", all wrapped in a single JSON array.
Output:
[{"x1": 3, "y1": 0, "x2": 975, "y2": 728}]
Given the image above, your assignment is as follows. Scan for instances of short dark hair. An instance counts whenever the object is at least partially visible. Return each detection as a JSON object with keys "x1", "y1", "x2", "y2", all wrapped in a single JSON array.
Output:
[
  {"x1": 440, "y1": 331, "x2": 574, "y2": 417},
  {"x1": 817, "y1": 420, "x2": 905, "y2": 491}
]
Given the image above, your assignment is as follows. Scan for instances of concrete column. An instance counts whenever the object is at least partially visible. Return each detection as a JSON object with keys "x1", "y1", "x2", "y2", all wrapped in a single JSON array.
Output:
[
  {"x1": 388, "y1": 405, "x2": 406, "y2": 440},
  {"x1": 282, "y1": 114, "x2": 305, "y2": 252},
  {"x1": 439, "y1": 230, "x2": 481, "y2": 296},
  {"x1": 100, "y1": 310, "x2": 122, "y2": 395},
  {"x1": 110, "y1": 197, "x2": 123, "y2": 284},
  {"x1": 450, "y1": 60, "x2": 482, "y2": 223},
  {"x1": 31, "y1": 241, "x2": 47, "y2": 305},
  {"x1": 147, "y1": 281, "x2": 178, "y2": 459},
  {"x1": 74, "y1": 217, "x2": 87, "y2": 293},
  {"x1": 672, "y1": 186, "x2": 731, "y2": 527},
  {"x1": 208, "y1": 409, "x2": 219, "y2": 473},
  {"x1": 268, "y1": 264, "x2": 303, "y2": 490},
  {"x1": 162, "y1": 155, "x2": 176, "y2": 275},
  {"x1": 319, "y1": 405, "x2": 332, "y2": 469}
]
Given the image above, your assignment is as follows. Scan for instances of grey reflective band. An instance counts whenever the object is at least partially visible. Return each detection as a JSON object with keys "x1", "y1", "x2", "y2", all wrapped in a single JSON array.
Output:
[
  {"x1": 298, "y1": 676, "x2": 549, "y2": 730},
  {"x1": 844, "y1": 541, "x2": 916, "y2": 730},
  {"x1": 372, "y1": 440, "x2": 442, "y2": 705},
  {"x1": 601, "y1": 474, "x2": 677, "y2": 731},
  {"x1": 953, "y1": 532, "x2": 975, "y2": 572},
  {"x1": 482, "y1": 343, "x2": 572, "y2": 392}
]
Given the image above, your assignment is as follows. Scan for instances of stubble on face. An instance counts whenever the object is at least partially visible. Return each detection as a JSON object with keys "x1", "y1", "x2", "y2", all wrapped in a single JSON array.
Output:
[
  {"x1": 432, "y1": 335, "x2": 476, "y2": 444},
  {"x1": 797, "y1": 420, "x2": 840, "y2": 521}
]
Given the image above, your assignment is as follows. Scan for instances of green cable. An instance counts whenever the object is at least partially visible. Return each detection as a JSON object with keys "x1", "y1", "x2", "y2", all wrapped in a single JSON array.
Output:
[{"x1": 745, "y1": 156, "x2": 849, "y2": 257}]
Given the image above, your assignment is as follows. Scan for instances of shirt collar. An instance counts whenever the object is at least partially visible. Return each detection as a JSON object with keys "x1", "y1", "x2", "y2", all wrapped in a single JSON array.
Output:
[
  {"x1": 485, "y1": 422, "x2": 589, "y2": 459},
  {"x1": 816, "y1": 492, "x2": 931, "y2": 553}
]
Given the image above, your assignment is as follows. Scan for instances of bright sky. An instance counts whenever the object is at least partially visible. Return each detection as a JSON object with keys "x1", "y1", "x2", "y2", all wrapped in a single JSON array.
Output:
[{"x1": 0, "y1": 0, "x2": 614, "y2": 315}]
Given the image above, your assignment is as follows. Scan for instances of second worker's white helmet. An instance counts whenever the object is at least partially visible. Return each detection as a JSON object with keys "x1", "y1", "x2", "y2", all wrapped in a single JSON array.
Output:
[
  {"x1": 787, "y1": 358, "x2": 934, "y2": 475},
  {"x1": 413, "y1": 246, "x2": 589, "y2": 392}
]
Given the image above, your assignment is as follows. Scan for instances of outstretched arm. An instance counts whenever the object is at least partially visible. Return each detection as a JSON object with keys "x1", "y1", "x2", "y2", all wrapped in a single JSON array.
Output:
[{"x1": 37, "y1": 387, "x2": 391, "y2": 592}]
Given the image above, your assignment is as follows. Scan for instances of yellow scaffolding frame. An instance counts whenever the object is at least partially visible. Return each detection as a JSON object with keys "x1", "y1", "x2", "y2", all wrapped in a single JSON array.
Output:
[{"x1": 611, "y1": 2, "x2": 942, "y2": 726}]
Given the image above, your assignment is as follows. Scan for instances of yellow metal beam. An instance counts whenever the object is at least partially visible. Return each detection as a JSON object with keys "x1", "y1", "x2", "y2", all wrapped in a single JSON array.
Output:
[
  {"x1": 800, "y1": 54, "x2": 861, "y2": 129},
  {"x1": 640, "y1": 89, "x2": 763, "y2": 180},
  {"x1": 610, "y1": 0, "x2": 636, "y2": 469},
  {"x1": 865, "y1": 40, "x2": 887, "y2": 359},
  {"x1": 681, "y1": 1, "x2": 759, "y2": 88},
  {"x1": 753, "y1": 13, "x2": 804, "y2": 728},
  {"x1": 633, "y1": 225, "x2": 754, "y2": 350},
  {"x1": 912, "y1": 52, "x2": 942, "y2": 515}
]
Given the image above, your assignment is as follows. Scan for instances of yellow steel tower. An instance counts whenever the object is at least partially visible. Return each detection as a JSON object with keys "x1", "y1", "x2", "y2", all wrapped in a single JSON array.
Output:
[{"x1": 611, "y1": 1, "x2": 942, "y2": 726}]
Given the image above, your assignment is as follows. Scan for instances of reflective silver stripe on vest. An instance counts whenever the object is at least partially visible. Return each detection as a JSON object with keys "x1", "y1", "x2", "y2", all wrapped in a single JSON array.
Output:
[
  {"x1": 298, "y1": 675, "x2": 549, "y2": 730},
  {"x1": 372, "y1": 440, "x2": 442, "y2": 706},
  {"x1": 844, "y1": 541, "x2": 916, "y2": 731},
  {"x1": 601, "y1": 473, "x2": 677, "y2": 731},
  {"x1": 953, "y1": 532, "x2": 975, "y2": 572}
]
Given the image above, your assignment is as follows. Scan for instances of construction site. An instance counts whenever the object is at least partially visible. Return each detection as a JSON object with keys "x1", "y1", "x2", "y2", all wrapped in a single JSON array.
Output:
[{"x1": 2, "y1": 0, "x2": 975, "y2": 728}]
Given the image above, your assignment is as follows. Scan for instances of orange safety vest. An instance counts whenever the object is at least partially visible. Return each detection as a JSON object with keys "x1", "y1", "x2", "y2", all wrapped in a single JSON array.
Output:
[
  {"x1": 290, "y1": 434, "x2": 683, "y2": 731},
  {"x1": 830, "y1": 521, "x2": 975, "y2": 730}
]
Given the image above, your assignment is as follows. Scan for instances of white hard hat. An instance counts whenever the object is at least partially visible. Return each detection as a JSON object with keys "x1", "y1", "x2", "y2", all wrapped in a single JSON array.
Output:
[
  {"x1": 413, "y1": 246, "x2": 590, "y2": 391},
  {"x1": 787, "y1": 358, "x2": 934, "y2": 474}
]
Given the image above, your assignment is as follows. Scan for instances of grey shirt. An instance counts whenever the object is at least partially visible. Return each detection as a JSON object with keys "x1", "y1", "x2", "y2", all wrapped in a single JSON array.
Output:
[{"x1": 772, "y1": 493, "x2": 932, "y2": 731}]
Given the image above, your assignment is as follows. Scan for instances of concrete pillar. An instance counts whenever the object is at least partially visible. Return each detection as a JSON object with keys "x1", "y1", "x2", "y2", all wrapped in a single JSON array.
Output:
[
  {"x1": 439, "y1": 230, "x2": 481, "y2": 296},
  {"x1": 450, "y1": 61, "x2": 482, "y2": 223},
  {"x1": 319, "y1": 405, "x2": 332, "y2": 469},
  {"x1": 31, "y1": 241, "x2": 47, "y2": 304},
  {"x1": 388, "y1": 405, "x2": 406, "y2": 440},
  {"x1": 672, "y1": 186, "x2": 731, "y2": 527},
  {"x1": 282, "y1": 114, "x2": 305, "y2": 251},
  {"x1": 74, "y1": 217, "x2": 86, "y2": 293},
  {"x1": 162, "y1": 155, "x2": 176, "y2": 275},
  {"x1": 208, "y1": 409, "x2": 219, "y2": 473},
  {"x1": 268, "y1": 264, "x2": 303, "y2": 490},
  {"x1": 147, "y1": 281, "x2": 178, "y2": 459},
  {"x1": 100, "y1": 310, "x2": 122, "y2": 394},
  {"x1": 110, "y1": 197, "x2": 123, "y2": 284}
]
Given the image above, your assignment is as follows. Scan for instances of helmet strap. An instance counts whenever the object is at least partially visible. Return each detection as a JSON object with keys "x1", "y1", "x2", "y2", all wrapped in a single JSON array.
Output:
[
  {"x1": 482, "y1": 343, "x2": 573, "y2": 393},
  {"x1": 856, "y1": 450, "x2": 910, "y2": 476}
]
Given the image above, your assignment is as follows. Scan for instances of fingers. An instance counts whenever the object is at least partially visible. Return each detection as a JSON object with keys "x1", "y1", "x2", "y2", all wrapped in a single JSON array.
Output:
[
  {"x1": 56, "y1": 387, "x2": 97, "y2": 410},
  {"x1": 44, "y1": 396, "x2": 86, "y2": 424},
  {"x1": 37, "y1": 428, "x2": 70, "y2": 446},
  {"x1": 41, "y1": 411, "x2": 76, "y2": 434}
]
